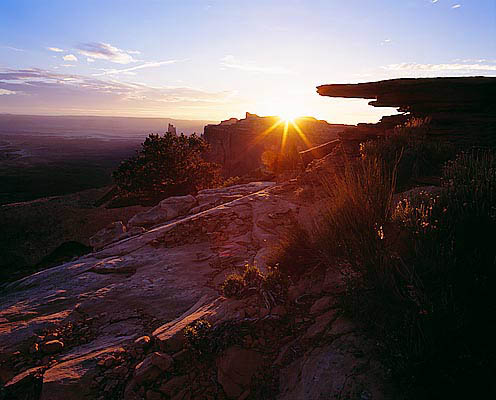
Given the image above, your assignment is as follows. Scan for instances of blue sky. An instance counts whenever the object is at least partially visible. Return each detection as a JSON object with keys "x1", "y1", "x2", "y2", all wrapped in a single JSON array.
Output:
[{"x1": 0, "y1": 0, "x2": 495, "y2": 123}]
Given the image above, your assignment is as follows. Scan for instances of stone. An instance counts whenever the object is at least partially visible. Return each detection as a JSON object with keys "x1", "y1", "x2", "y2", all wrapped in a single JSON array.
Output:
[
  {"x1": 303, "y1": 309, "x2": 338, "y2": 340},
  {"x1": 278, "y1": 335, "x2": 392, "y2": 399},
  {"x1": 146, "y1": 389, "x2": 163, "y2": 400},
  {"x1": 2, "y1": 366, "x2": 44, "y2": 400},
  {"x1": 216, "y1": 346, "x2": 263, "y2": 399},
  {"x1": 128, "y1": 195, "x2": 197, "y2": 227},
  {"x1": 134, "y1": 352, "x2": 173, "y2": 384},
  {"x1": 159, "y1": 375, "x2": 188, "y2": 397},
  {"x1": 90, "y1": 221, "x2": 127, "y2": 250},
  {"x1": 42, "y1": 340, "x2": 64, "y2": 354},
  {"x1": 309, "y1": 296, "x2": 333, "y2": 315},
  {"x1": 134, "y1": 335, "x2": 151, "y2": 349},
  {"x1": 271, "y1": 305, "x2": 287, "y2": 317}
]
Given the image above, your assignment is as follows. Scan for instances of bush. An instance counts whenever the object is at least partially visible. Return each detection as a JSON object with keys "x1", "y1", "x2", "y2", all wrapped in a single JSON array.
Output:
[
  {"x1": 184, "y1": 319, "x2": 212, "y2": 356},
  {"x1": 220, "y1": 264, "x2": 289, "y2": 306},
  {"x1": 112, "y1": 132, "x2": 222, "y2": 202},
  {"x1": 242, "y1": 264, "x2": 263, "y2": 288},
  {"x1": 221, "y1": 273, "x2": 246, "y2": 298}
]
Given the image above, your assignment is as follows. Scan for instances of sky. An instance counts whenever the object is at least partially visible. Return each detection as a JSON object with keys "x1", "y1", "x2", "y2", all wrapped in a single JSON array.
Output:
[{"x1": 0, "y1": 0, "x2": 495, "y2": 124}]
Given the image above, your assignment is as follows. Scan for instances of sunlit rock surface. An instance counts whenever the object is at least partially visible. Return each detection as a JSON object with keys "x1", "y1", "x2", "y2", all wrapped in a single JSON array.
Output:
[{"x1": 0, "y1": 177, "x2": 391, "y2": 399}]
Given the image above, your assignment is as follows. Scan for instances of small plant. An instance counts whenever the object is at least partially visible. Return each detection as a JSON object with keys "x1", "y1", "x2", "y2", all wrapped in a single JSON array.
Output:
[
  {"x1": 242, "y1": 264, "x2": 263, "y2": 288},
  {"x1": 184, "y1": 319, "x2": 212, "y2": 356},
  {"x1": 261, "y1": 266, "x2": 289, "y2": 306},
  {"x1": 221, "y1": 273, "x2": 246, "y2": 298}
]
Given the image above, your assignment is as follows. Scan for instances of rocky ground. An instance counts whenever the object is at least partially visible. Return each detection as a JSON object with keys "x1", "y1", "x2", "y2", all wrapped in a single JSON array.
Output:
[{"x1": 0, "y1": 175, "x2": 393, "y2": 399}]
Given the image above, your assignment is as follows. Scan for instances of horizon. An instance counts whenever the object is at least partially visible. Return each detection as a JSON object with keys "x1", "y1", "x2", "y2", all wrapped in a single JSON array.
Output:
[{"x1": 1, "y1": 0, "x2": 495, "y2": 124}]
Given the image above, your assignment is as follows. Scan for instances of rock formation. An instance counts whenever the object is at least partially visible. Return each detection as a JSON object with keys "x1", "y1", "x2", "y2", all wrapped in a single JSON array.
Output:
[
  {"x1": 317, "y1": 77, "x2": 496, "y2": 146},
  {"x1": 204, "y1": 112, "x2": 350, "y2": 176}
]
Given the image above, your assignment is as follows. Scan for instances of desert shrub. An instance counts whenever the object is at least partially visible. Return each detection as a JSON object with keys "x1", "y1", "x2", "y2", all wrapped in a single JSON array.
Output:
[
  {"x1": 221, "y1": 176, "x2": 243, "y2": 187},
  {"x1": 184, "y1": 319, "x2": 212, "y2": 356},
  {"x1": 242, "y1": 264, "x2": 263, "y2": 288},
  {"x1": 221, "y1": 273, "x2": 246, "y2": 298},
  {"x1": 270, "y1": 226, "x2": 320, "y2": 279},
  {"x1": 361, "y1": 119, "x2": 455, "y2": 188},
  {"x1": 220, "y1": 264, "x2": 289, "y2": 307},
  {"x1": 261, "y1": 267, "x2": 289, "y2": 306},
  {"x1": 112, "y1": 132, "x2": 222, "y2": 202}
]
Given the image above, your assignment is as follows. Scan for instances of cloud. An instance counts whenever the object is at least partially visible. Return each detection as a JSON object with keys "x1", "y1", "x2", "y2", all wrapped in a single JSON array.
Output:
[
  {"x1": 384, "y1": 62, "x2": 496, "y2": 71},
  {"x1": 47, "y1": 47, "x2": 64, "y2": 53},
  {"x1": 1, "y1": 45, "x2": 25, "y2": 52},
  {"x1": 63, "y1": 54, "x2": 78, "y2": 62},
  {"x1": 60, "y1": 64, "x2": 75, "y2": 68},
  {"x1": 92, "y1": 60, "x2": 179, "y2": 76},
  {"x1": 220, "y1": 55, "x2": 292, "y2": 74},
  {"x1": 0, "y1": 68, "x2": 238, "y2": 118},
  {"x1": 87, "y1": 58, "x2": 95, "y2": 63},
  {"x1": 452, "y1": 4, "x2": 461, "y2": 8},
  {"x1": 0, "y1": 88, "x2": 16, "y2": 95},
  {"x1": 380, "y1": 39, "x2": 392, "y2": 46},
  {"x1": 431, "y1": 0, "x2": 439, "y2": 3},
  {"x1": 76, "y1": 42, "x2": 138, "y2": 64}
]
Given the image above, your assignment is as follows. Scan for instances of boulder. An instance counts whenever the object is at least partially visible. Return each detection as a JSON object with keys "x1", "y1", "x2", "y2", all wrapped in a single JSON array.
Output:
[
  {"x1": 309, "y1": 296, "x2": 333, "y2": 315},
  {"x1": 134, "y1": 352, "x2": 173, "y2": 384},
  {"x1": 42, "y1": 339, "x2": 64, "y2": 354},
  {"x1": 216, "y1": 346, "x2": 263, "y2": 399},
  {"x1": 89, "y1": 221, "x2": 126, "y2": 250},
  {"x1": 128, "y1": 195, "x2": 196, "y2": 227},
  {"x1": 2, "y1": 366, "x2": 44, "y2": 400}
]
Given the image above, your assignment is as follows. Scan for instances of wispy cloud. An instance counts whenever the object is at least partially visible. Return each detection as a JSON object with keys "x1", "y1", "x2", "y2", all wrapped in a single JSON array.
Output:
[
  {"x1": 76, "y1": 42, "x2": 139, "y2": 64},
  {"x1": 452, "y1": 4, "x2": 461, "y2": 8},
  {"x1": 0, "y1": 88, "x2": 16, "y2": 95},
  {"x1": 0, "y1": 68, "x2": 238, "y2": 118},
  {"x1": 92, "y1": 60, "x2": 179, "y2": 76},
  {"x1": 47, "y1": 47, "x2": 64, "y2": 53},
  {"x1": 63, "y1": 54, "x2": 78, "y2": 62},
  {"x1": 431, "y1": 0, "x2": 439, "y2": 3},
  {"x1": 1, "y1": 45, "x2": 25, "y2": 52},
  {"x1": 384, "y1": 62, "x2": 496, "y2": 71},
  {"x1": 220, "y1": 55, "x2": 292, "y2": 74}
]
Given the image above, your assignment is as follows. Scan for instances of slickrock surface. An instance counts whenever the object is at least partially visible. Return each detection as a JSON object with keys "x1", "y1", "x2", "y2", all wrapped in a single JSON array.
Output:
[{"x1": 0, "y1": 179, "x2": 392, "y2": 399}]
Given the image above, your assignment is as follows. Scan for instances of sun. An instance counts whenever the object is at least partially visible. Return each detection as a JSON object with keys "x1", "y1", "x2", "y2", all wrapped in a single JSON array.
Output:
[{"x1": 278, "y1": 110, "x2": 299, "y2": 123}]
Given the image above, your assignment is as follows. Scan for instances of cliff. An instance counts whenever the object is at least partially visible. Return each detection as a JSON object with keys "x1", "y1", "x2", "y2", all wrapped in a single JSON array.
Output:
[
  {"x1": 204, "y1": 112, "x2": 350, "y2": 176},
  {"x1": 317, "y1": 77, "x2": 496, "y2": 146}
]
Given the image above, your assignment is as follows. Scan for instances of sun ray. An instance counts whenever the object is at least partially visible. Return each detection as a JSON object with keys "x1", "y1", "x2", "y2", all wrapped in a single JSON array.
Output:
[
  {"x1": 290, "y1": 119, "x2": 314, "y2": 149},
  {"x1": 281, "y1": 120, "x2": 289, "y2": 153}
]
